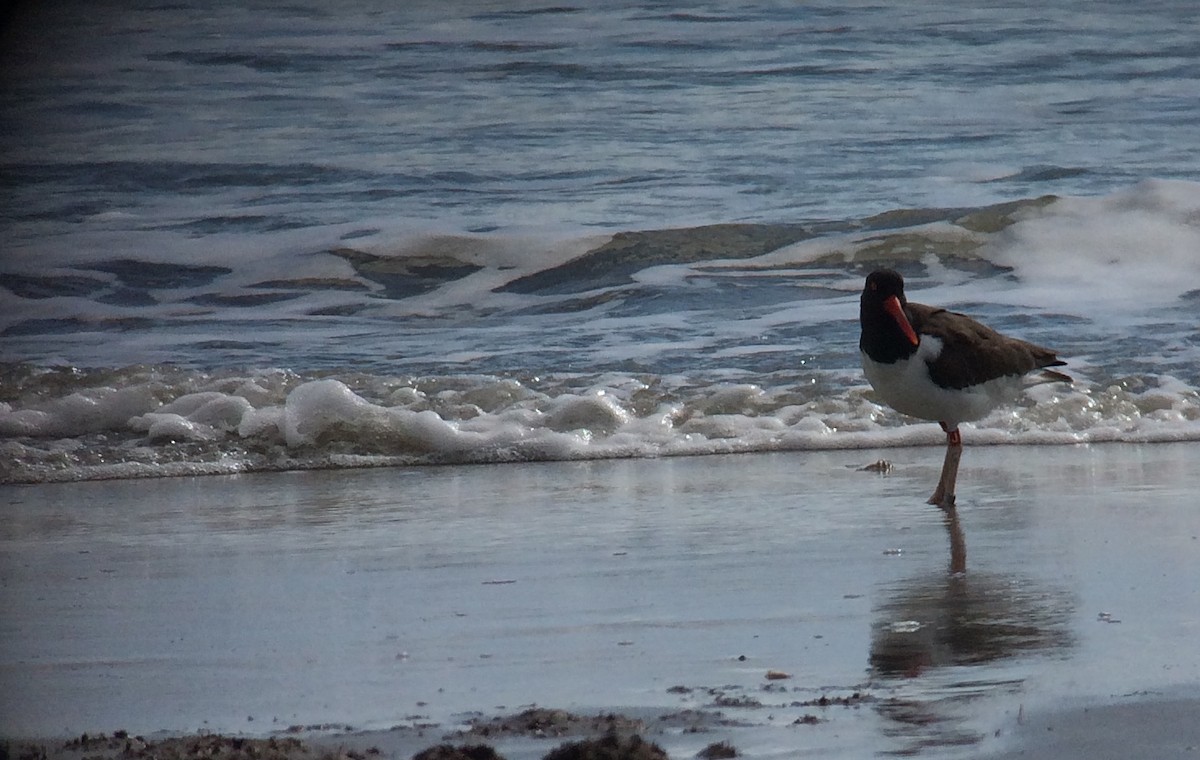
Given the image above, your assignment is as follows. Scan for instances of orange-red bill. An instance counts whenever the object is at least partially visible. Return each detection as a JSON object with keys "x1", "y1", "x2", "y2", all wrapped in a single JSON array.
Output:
[{"x1": 883, "y1": 295, "x2": 919, "y2": 346}]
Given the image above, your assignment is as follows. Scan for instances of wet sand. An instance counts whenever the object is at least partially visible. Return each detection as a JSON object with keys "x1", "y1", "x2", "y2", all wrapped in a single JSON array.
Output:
[{"x1": 3, "y1": 443, "x2": 1200, "y2": 758}]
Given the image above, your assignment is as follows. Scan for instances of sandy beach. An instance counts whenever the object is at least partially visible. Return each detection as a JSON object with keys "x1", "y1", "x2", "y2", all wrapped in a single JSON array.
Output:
[{"x1": 4, "y1": 442, "x2": 1200, "y2": 758}]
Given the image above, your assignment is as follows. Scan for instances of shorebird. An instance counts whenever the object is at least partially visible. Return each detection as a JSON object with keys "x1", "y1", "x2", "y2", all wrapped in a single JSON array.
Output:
[{"x1": 859, "y1": 269, "x2": 1070, "y2": 509}]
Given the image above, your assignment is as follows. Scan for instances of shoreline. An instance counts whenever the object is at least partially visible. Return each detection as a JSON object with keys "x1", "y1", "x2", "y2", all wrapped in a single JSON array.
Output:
[{"x1": 8, "y1": 433, "x2": 1200, "y2": 489}]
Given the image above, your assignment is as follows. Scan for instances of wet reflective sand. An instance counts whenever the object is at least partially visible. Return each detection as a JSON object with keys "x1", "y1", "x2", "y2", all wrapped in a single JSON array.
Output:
[{"x1": 3, "y1": 444, "x2": 1199, "y2": 758}]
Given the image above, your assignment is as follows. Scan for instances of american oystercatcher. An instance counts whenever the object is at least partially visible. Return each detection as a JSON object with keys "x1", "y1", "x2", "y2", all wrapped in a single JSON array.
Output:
[{"x1": 859, "y1": 269, "x2": 1070, "y2": 509}]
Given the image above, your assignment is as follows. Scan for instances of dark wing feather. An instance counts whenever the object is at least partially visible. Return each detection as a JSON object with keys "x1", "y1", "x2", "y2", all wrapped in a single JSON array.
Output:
[{"x1": 908, "y1": 303, "x2": 1067, "y2": 390}]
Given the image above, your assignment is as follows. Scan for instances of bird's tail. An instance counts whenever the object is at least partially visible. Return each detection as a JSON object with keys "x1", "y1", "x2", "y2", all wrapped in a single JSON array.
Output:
[{"x1": 1028, "y1": 368, "x2": 1073, "y2": 386}]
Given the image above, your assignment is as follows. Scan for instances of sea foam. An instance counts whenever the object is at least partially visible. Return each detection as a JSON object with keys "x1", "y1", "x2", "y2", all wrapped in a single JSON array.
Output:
[{"x1": 2, "y1": 363, "x2": 1199, "y2": 484}]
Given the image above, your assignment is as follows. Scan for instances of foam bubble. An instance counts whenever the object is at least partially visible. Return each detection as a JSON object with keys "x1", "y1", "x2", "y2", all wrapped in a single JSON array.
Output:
[
  {"x1": 545, "y1": 391, "x2": 631, "y2": 436},
  {"x1": 0, "y1": 385, "x2": 160, "y2": 437},
  {"x1": 139, "y1": 413, "x2": 220, "y2": 443}
]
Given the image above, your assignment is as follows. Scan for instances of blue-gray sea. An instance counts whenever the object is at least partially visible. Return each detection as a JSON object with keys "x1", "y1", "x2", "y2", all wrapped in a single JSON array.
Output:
[{"x1": 2, "y1": 1, "x2": 1199, "y2": 483}]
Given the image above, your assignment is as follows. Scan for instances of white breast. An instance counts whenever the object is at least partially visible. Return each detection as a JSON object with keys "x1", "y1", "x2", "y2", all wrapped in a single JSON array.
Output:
[{"x1": 860, "y1": 336, "x2": 1023, "y2": 426}]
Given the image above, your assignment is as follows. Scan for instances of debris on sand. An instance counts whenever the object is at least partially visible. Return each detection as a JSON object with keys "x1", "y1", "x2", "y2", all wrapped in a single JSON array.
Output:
[
  {"x1": 792, "y1": 692, "x2": 872, "y2": 708},
  {"x1": 542, "y1": 733, "x2": 667, "y2": 760},
  {"x1": 457, "y1": 708, "x2": 644, "y2": 739},
  {"x1": 696, "y1": 740, "x2": 738, "y2": 759},
  {"x1": 411, "y1": 744, "x2": 506, "y2": 760},
  {"x1": 31, "y1": 732, "x2": 361, "y2": 760},
  {"x1": 858, "y1": 460, "x2": 894, "y2": 473}
]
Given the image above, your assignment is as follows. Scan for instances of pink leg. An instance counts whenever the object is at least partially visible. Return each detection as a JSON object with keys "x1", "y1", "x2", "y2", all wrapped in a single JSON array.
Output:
[{"x1": 928, "y1": 422, "x2": 962, "y2": 510}]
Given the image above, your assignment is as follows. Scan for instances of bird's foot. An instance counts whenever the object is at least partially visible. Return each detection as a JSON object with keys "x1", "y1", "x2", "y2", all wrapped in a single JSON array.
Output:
[{"x1": 927, "y1": 491, "x2": 956, "y2": 510}]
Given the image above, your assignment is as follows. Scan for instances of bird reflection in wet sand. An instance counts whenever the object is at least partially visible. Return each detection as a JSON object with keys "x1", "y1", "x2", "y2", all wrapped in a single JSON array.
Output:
[
  {"x1": 867, "y1": 510, "x2": 1075, "y2": 753},
  {"x1": 871, "y1": 511, "x2": 1073, "y2": 677},
  {"x1": 945, "y1": 506, "x2": 966, "y2": 576}
]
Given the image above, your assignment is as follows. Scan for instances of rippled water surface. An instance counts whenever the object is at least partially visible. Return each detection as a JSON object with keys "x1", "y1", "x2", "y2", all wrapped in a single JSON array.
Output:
[{"x1": 2, "y1": 2, "x2": 1199, "y2": 482}]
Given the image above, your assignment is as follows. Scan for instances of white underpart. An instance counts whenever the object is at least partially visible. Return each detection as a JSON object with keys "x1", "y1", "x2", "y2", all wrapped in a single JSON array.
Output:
[{"x1": 860, "y1": 335, "x2": 1026, "y2": 428}]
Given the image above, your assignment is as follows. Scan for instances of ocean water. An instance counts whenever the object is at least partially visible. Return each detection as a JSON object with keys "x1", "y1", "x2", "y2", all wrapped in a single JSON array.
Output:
[{"x1": 2, "y1": 1, "x2": 1200, "y2": 484}]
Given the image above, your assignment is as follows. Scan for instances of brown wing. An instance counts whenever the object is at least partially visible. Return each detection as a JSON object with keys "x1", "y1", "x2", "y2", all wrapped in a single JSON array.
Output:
[{"x1": 908, "y1": 303, "x2": 1067, "y2": 390}]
